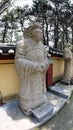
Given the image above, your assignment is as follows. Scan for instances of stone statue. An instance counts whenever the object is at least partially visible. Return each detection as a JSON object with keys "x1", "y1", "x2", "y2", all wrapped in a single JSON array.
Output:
[
  {"x1": 15, "y1": 23, "x2": 49, "y2": 115},
  {"x1": 62, "y1": 44, "x2": 73, "y2": 84}
]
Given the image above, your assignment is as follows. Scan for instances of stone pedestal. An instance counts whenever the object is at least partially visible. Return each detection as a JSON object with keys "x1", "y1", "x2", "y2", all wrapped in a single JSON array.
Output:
[{"x1": 32, "y1": 102, "x2": 54, "y2": 122}]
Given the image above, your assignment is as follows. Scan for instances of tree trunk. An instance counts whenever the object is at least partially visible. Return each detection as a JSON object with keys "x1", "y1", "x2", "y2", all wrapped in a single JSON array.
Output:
[
  {"x1": 54, "y1": 21, "x2": 58, "y2": 48},
  {"x1": 54, "y1": 16, "x2": 59, "y2": 48},
  {"x1": 62, "y1": 25, "x2": 65, "y2": 49},
  {"x1": 2, "y1": 23, "x2": 8, "y2": 43},
  {"x1": 42, "y1": 19, "x2": 46, "y2": 45},
  {"x1": 45, "y1": 18, "x2": 49, "y2": 46},
  {"x1": 65, "y1": 26, "x2": 68, "y2": 43},
  {"x1": 71, "y1": 27, "x2": 73, "y2": 46},
  {"x1": 10, "y1": 28, "x2": 13, "y2": 44}
]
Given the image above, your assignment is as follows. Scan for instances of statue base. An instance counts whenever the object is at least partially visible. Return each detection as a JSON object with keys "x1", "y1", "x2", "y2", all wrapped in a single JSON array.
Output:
[
  {"x1": 61, "y1": 80, "x2": 70, "y2": 85},
  {"x1": 61, "y1": 79, "x2": 73, "y2": 85},
  {"x1": 20, "y1": 109, "x2": 32, "y2": 116},
  {"x1": 20, "y1": 102, "x2": 54, "y2": 121},
  {"x1": 31, "y1": 102, "x2": 54, "y2": 122}
]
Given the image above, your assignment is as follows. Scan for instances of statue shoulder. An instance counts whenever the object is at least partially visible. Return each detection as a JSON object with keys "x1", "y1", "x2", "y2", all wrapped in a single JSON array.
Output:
[
  {"x1": 16, "y1": 40, "x2": 24, "y2": 47},
  {"x1": 64, "y1": 47, "x2": 72, "y2": 59},
  {"x1": 64, "y1": 47, "x2": 72, "y2": 54}
]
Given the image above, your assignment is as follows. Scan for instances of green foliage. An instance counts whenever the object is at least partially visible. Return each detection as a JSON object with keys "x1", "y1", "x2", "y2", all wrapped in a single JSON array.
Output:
[
  {"x1": 0, "y1": 0, "x2": 15, "y2": 15},
  {"x1": 0, "y1": 0, "x2": 73, "y2": 51}
]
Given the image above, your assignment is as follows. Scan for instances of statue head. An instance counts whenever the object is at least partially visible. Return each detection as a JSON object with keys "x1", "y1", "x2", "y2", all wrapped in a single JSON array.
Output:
[
  {"x1": 65, "y1": 43, "x2": 72, "y2": 50},
  {"x1": 64, "y1": 43, "x2": 72, "y2": 59},
  {"x1": 24, "y1": 23, "x2": 43, "y2": 42}
]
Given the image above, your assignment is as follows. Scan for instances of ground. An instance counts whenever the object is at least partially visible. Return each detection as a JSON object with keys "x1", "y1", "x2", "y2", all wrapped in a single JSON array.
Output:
[
  {"x1": 0, "y1": 84, "x2": 73, "y2": 130},
  {"x1": 35, "y1": 94, "x2": 73, "y2": 130}
]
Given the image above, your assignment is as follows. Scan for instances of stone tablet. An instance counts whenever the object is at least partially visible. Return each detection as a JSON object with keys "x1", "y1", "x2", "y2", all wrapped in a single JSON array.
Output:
[
  {"x1": 48, "y1": 85, "x2": 72, "y2": 99},
  {"x1": 48, "y1": 87, "x2": 68, "y2": 99},
  {"x1": 32, "y1": 102, "x2": 54, "y2": 122}
]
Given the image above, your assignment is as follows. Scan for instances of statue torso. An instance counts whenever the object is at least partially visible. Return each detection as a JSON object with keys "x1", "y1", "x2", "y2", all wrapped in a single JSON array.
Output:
[{"x1": 17, "y1": 39, "x2": 46, "y2": 63}]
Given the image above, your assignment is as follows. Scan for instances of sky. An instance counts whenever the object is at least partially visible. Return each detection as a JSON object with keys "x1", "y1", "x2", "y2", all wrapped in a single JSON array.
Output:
[
  {"x1": 14, "y1": 0, "x2": 33, "y2": 7},
  {"x1": 14, "y1": 0, "x2": 73, "y2": 7}
]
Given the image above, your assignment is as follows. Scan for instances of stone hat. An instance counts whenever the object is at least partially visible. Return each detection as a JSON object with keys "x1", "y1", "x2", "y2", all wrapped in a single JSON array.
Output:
[
  {"x1": 64, "y1": 43, "x2": 72, "y2": 48},
  {"x1": 24, "y1": 23, "x2": 42, "y2": 37}
]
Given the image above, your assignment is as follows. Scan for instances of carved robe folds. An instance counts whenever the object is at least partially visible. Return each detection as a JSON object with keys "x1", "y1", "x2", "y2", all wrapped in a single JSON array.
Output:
[
  {"x1": 15, "y1": 39, "x2": 49, "y2": 112},
  {"x1": 62, "y1": 47, "x2": 73, "y2": 84}
]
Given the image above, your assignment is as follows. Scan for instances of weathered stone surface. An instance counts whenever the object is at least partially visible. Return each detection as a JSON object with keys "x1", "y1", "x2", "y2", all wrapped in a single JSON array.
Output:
[
  {"x1": 62, "y1": 44, "x2": 73, "y2": 84},
  {"x1": 32, "y1": 102, "x2": 54, "y2": 122},
  {"x1": 48, "y1": 85, "x2": 72, "y2": 99},
  {"x1": 48, "y1": 87, "x2": 68, "y2": 99},
  {"x1": 15, "y1": 23, "x2": 49, "y2": 113}
]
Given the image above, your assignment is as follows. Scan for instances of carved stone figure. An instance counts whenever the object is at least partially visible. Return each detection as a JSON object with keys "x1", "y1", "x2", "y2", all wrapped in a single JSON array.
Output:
[
  {"x1": 62, "y1": 44, "x2": 73, "y2": 84},
  {"x1": 15, "y1": 24, "x2": 49, "y2": 115}
]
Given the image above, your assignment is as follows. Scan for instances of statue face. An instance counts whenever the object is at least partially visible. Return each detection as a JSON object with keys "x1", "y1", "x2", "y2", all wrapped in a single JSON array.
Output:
[{"x1": 31, "y1": 28, "x2": 42, "y2": 42}]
